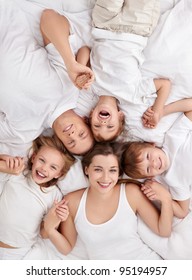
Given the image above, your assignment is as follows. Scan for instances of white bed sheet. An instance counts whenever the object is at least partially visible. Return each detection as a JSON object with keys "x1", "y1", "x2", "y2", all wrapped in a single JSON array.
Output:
[{"x1": 1, "y1": 0, "x2": 192, "y2": 260}]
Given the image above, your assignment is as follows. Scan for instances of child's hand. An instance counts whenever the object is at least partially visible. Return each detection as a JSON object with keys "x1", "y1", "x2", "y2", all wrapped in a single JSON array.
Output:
[
  {"x1": 67, "y1": 61, "x2": 94, "y2": 90},
  {"x1": 75, "y1": 73, "x2": 93, "y2": 90},
  {"x1": 142, "y1": 106, "x2": 162, "y2": 129},
  {"x1": 141, "y1": 179, "x2": 171, "y2": 202},
  {"x1": 55, "y1": 198, "x2": 69, "y2": 222},
  {"x1": 43, "y1": 204, "x2": 61, "y2": 235},
  {"x1": 0, "y1": 155, "x2": 25, "y2": 175}
]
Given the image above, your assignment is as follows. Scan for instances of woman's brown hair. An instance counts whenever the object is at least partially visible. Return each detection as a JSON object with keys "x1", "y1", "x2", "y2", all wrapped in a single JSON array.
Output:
[{"x1": 82, "y1": 141, "x2": 125, "y2": 176}]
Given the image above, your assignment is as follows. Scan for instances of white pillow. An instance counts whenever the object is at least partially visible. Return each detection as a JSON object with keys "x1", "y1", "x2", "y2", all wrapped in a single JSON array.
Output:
[
  {"x1": 138, "y1": 213, "x2": 192, "y2": 259},
  {"x1": 25, "y1": 0, "x2": 95, "y2": 12}
]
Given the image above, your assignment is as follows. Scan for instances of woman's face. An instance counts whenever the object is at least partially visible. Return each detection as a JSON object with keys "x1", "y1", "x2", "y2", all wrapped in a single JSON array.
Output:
[
  {"x1": 31, "y1": 146, "x2": 64, "y2": 185},
  {"x1": 85, "y1": 154, "x2": 119, "y2": 193}
]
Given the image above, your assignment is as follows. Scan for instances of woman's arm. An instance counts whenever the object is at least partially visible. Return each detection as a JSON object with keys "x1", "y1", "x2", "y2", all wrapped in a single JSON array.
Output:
[
  {"x1": 43, "y1": 204, "x2": 76, "y2": 255},
  {"x1": 43, "y1": 195, "x2": 78, "y2": 255},
  {"x1": 171, "y1": 199, "x2": 190, "y2": 219},
  {"x1": 127, "y1": 182, "x2": 173, "y2": 237}
]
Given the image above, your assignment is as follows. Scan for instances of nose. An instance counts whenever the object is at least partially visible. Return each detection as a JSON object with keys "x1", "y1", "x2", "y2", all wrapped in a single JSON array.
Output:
[
  {"x1": 68, "y1": 130, "x2": 75, "y2": 136},
  {"x1": 102, "y1": 171, "x2": 109, "y2": 180},
  {"x1": 41, "y1": 163, "x2": 48, "y2": 173},
  {"x1": 100, "y1": 120, "x2": 107, "y2": 125},
  {"x1": 151, "y1": 159, "x2": 157, "y2": 169}
]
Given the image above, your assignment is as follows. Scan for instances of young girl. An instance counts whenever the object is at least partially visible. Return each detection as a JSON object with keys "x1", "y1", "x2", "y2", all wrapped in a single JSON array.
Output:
[
  {"x1": 122, "y1": 99, "x2": 192, "y2": 219},
  {"x1": 0, "y1": 135, "x2": 75, "y2": 260},
  {"x1": 43, "y1": 142, "x2": 173, "y2": 260}
]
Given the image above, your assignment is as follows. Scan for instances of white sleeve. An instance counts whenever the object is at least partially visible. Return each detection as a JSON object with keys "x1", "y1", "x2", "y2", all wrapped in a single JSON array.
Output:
[
  {"x1": 165, "y1": 114, "x2": 192, "y2": 144},
  {"x1": 0, "y1": 172, "x2": 11, "y2": 196}
]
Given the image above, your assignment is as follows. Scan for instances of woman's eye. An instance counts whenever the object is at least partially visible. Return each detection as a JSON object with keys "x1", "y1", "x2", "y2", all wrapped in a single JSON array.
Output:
[
  {"x1": 110, "y1": 169, "x2": 117, "y2": 173},
  {"x1": 94, "y1": 168, "x2": 101, "y2": 172}
]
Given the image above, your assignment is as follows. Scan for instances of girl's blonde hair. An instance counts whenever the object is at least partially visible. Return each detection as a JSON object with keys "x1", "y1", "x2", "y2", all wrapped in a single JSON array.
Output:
[
  {"x1": 122, "y1": 141, "x2": 153, "y2": 179},
  {"x1": 27, "y1": 135, "x2": 75, "y2": 187}
]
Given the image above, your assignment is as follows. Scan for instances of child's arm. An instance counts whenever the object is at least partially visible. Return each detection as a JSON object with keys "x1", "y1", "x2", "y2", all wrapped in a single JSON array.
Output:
[
  {"x1": 75, "y1": 46, "x2": 94, "y2": 89},
  {"x1": 40, "y1": 10, "x2": 94, "y2": 89},
  {"x1": 142, "y1": 79, "x2": 171, "y2": 128},
  {"x1": 0, "y1": 154, "x2": 24, "y2": 175},
  {"x1": 163, "y1": 98, "x2": 192, "y2": 117}
]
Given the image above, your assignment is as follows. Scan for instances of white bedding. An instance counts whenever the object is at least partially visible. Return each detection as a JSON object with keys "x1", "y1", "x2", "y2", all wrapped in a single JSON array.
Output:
[{"x1": 1, "y1": 0, "x2": 192, "y2": 260}]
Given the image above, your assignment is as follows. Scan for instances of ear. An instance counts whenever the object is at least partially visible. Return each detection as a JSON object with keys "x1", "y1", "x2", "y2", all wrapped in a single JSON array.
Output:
[
  {"x1": 54, "y1": 171, "x2": 63, "y2": 179},
  {"x1": 150, "y1": 143, "x2": 156, "y2": 147},
  {"x1": 83, "y1": 116, "x2": 89, "y2": 125},
  {"x1": 84, "y1": 166, "x2": 89, "y2": 176},
  {"x1": 31, "y1": 153, "x2": 36, "y2": 163},
  {"x1": 118, "y1": 110, "x2": 124, "y2": 121}
]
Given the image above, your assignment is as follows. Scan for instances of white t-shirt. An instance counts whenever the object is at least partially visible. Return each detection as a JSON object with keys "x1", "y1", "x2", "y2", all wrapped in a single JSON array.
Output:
[
  {"x1": 90, "y1": 28, "x2": 153, "y2": 103},
  {"x1": 120, "y1": 96, "x2": 181, "y2": 146},
  {"x1": 86, "y1": 27, "x2": 181, "y2": 146},
  {"x1": 0, "y1": 172, "x2": 62, "y2": 248},
  {"x1": 0, "y1": 1, "x2": 79, "y2": 156},
  {"x1": 157, "y1": 114, "x2": 192, "y2": 201}
]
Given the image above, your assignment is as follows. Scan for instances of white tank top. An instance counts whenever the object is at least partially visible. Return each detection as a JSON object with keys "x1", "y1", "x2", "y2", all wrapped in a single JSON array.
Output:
[{"x1": 75, "y1": 183, "x2": 161, "y2": 259}]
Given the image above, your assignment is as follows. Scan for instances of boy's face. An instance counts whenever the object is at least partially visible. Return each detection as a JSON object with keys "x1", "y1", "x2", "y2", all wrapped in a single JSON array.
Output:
[
  {"x1": 90, "y1": 103, "x2": 123, "y2": 141},
  {"x1": 137, "y1": 145, "x2": 169, "y2": 177}
]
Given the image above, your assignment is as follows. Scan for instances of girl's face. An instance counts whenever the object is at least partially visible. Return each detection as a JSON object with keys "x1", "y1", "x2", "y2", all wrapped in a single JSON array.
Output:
[
  {"x1": 137, "y1": 146, "x2": 169, "y2": 177},
  {"x1": 85, "y1": 154, "x2": 119, "y2": 193},
  {"x1": 31, "y1": 146, "x2": 64, "y2": 185}
]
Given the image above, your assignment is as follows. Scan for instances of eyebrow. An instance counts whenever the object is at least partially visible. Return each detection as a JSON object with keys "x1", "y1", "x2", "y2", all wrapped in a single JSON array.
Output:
[{"x1": 93, "y1": 165, "x2": 118, "y2": 168}]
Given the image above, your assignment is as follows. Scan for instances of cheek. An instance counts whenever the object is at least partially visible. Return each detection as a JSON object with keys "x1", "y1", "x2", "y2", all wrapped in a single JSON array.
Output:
[{"x1": 88, "y1": 173, "x2": 99, "y2": 183}]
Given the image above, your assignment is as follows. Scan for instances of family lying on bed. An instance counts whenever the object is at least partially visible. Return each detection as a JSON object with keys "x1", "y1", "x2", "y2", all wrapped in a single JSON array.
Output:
[{"x1": 0, "y1": 0, "x2": 191, "y2": 259}]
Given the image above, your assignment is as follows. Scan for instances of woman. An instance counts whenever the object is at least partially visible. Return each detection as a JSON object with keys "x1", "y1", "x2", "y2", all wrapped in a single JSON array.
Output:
[{"x1": 43, "y1": 142, "x2": 173, "y2": 259}]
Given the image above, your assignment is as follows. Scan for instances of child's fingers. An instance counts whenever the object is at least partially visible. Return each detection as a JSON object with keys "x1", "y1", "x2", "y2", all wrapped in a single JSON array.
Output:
[{"x1": 146, "y1": 193, "x2": 157, "y2": 200}]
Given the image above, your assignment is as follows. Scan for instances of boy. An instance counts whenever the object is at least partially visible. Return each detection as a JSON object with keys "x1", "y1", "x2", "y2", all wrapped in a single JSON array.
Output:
[{"x1": 122, "y1": 98, "x2": 192, "y2": 219}]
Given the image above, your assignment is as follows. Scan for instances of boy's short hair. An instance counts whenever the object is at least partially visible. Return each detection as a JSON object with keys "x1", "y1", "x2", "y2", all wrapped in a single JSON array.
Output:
[{"x1": 122, "y1": 141, "x2": 153, "y2": 179}]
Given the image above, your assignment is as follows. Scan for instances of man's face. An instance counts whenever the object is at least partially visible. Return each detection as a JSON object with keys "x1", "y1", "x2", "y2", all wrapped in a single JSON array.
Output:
[{"x1": 53, "y1": 113, "x2": 94, "y2": 155}]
